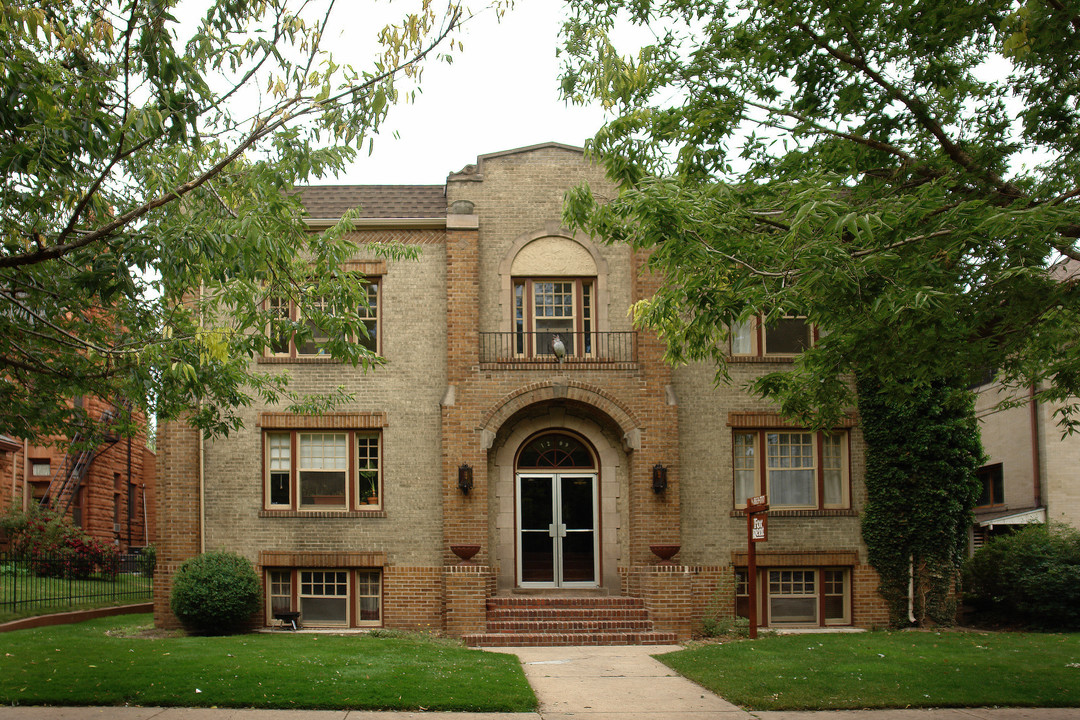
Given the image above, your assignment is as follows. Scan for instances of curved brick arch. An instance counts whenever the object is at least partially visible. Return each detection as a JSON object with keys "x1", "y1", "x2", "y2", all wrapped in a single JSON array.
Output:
[
  {"x1": 497, "y1": 221, "x2": 609, "y2": 279},
  {"x1": 479, "y1": 381, "x2": 642, "y2": 451},
  {"x1": 497, "y1": 221, "x2": 611, "y2": 334}
]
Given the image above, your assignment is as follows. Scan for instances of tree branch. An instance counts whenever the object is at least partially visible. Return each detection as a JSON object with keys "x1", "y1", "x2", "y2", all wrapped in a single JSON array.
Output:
[
  {"x1": 1045, "y1": 0, "x2": 1080, "y2": 34},
  {"x1": 849, "y1": 229, "x2": 954, "y2": 258},
  {"x1": 793, "y1": 20, "x2": 1025, "y2": 200},
  {"x1": 0, "y1": 6, "x2": 463, "y2": 271},
  {"x1": 742, "y1": 97, "x2": 915, "y2": 163}
]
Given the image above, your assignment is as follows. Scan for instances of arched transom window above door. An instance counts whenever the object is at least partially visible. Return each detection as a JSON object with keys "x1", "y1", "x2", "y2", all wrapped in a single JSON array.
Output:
[{"x1": 517, "y1": 433, "x2": 595, "y2": 470}]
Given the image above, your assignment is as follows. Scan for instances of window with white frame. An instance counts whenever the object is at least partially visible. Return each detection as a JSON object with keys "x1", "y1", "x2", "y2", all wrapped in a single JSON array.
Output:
[
  {"x1": 300, "y1": 570, "x2": 349, "y2": 626},
  {"x1": 731, "y1": 315, "x2": 814, "y2": 357},
  {"x1": 30, "y1": 459, "x2": 50, "y2": 477},
  {"x1": 513, "y1": 278, "x2": 594, "y2": 358},
  {"x1": 264, "y1": 430, "x2": 382, "y2": 511},
  {"x1": 268, "y1": 569, "x2": 292, "y2": 615},
  {"x1": 266, "y1": 281, "x2": 379, "y2": 358},
  {"x1": 732, "y1": 430, "x2": 849, "y2": 509},
  {"x1": 734, "y1": 568, "x2": 750, "y2": 619},
  {"x1": 769, "y1": 569, "x2": 817, "y2": 624},
  {"x1": 299, "y1": 433, "x2": 347, "y2": 507},
  {"x1": 356, "y1": 570, "x2": 382, "y2": 623},
  {"x1": 264, "y1": 568, "x2": 382, "y2": 627},
  {"x1": 822, "y1": 568, "x2": 849, "y2": 623}
]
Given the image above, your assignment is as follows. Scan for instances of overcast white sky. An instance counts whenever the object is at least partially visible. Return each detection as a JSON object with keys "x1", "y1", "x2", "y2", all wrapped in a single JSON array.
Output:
[{"x1": 320, "y1": 1, "x2": 610, "y2": 186}]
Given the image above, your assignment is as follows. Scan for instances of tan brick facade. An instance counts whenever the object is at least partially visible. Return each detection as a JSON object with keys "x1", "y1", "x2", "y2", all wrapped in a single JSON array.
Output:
[
  {"x1": 972, "y1": 379, "x2": 1080, "y2": 548},
  {"x1": 154, "y1": 143, "x2": 889, "y2": 636}
]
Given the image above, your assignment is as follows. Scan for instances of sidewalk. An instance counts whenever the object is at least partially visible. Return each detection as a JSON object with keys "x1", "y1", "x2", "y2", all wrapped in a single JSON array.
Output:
[
  {"x1": 0, "y1": 644, "x2": 1078, "y2": 720},
  {"x1": 495, "y1": 644, "x2": 746, "y2": 719}
]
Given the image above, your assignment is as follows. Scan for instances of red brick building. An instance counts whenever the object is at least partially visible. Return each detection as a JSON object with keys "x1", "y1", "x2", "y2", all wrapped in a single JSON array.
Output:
[
  {"x1": 154, "y1": 143, "x2": 888, "y2": 641},
  {"x1": 0, "y1": 396, "x2": 156, "y2": 552}
]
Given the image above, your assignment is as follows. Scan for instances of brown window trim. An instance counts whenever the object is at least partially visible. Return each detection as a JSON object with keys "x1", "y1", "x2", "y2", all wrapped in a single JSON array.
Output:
[
  {"x1": 731, "y1": 427, "x2": 852, "y2": 511},
  {"x1": 729, "y1": 315, "x2": 817, "y2": 358},
  {"x1": 262, "y1": 428, "x2": 383, "y2": 513},
  {"x1": 728, "y1": 508, "x2": 858, "y2": 518},
  {"x1": 261, "y1": 275, "x2": 381, "y2": 361},
  {"x1": 263, "y1": 566, "x2": 383, "y2": 628},
  {"x1": 512, "y1": 277, "x2": 596, "y2": 358}
]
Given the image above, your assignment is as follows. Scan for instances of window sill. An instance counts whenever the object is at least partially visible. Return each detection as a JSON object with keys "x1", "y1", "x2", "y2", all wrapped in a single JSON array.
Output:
[
  {"x1": 729, "y1": 508, "x2": 858, "y2": 518},
  {"x1": 260, "y1": 509, "x2": 387, "y2": 518},
  {"x1": 728, "y1": 355, "x2": 799, "y2": 364},
  {"x1": 479, "y1": 360, "x2": 639, "y2": 371},
  {"x1": 257, "y1": 355, "x2": 343, "y2": 364}
]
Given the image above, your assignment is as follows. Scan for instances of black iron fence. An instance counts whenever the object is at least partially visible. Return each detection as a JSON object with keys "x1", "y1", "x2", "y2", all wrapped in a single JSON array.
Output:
[
  {"x1": 480, "y1": 331, "x2": 637, "y2": 365},
  {"x1": 0, "y1": 550, "x2": 154, "y2": 615}
]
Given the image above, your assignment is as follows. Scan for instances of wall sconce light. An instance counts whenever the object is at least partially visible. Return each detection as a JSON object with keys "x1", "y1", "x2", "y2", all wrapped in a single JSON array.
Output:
[
  {"x1": 457, "y1": 463, "x2": 474, "y2": 495},
  {"x1": 652, "y1": 463, "x2": 668, "y2": 494}
]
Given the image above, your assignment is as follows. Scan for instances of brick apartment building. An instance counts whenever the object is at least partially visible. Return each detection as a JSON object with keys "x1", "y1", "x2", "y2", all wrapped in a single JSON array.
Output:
[
  {"x1": 154, "y1": 142, "x2": 889, "y2": 642},
  {"x1": 0, "y1": 395, "x2": 156, "y2": 552},
  {"x1": 966, "y1": 260, "x2": 1080, "y2": 552}
]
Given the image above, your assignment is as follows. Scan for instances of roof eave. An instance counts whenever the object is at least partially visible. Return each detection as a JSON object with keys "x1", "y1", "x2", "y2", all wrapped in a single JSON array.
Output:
[{"x1": 303, "y1": 217, "x2": 447, "y2": 230}]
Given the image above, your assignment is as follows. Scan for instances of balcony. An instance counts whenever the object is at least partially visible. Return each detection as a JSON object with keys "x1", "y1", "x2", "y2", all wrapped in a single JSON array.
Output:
[{"x1": 479, "y1": 331, "x2": 637, "y2": 369}]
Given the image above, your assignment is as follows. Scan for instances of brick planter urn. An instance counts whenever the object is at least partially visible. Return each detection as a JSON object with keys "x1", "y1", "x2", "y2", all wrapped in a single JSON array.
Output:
[
  {"x1": 450, "y1": 544, "x2": 481, "y2": 565},
  {"x1": 649, "y1": 544, "x2": 681, "y2": 565}
]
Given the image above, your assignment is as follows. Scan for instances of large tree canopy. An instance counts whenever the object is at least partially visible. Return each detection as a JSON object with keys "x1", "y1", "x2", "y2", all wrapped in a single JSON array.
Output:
[
  {"x1": 560, "y1": 0, "x2": 1080, "y2": 429},
  {"x1": 0, "y1": 0, "x2": 477, "y2": 442}
]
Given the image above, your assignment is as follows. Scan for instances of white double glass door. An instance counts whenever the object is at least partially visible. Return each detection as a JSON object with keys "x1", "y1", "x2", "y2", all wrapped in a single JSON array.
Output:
[{"x1": 516, "y1": 473, "x2": 598, "y2": 587}]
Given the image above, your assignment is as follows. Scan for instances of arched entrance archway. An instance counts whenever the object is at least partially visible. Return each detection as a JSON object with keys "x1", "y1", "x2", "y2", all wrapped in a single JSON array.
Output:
[{"x1": 516, "y1": 432, "x2": 599, "y2": 588}]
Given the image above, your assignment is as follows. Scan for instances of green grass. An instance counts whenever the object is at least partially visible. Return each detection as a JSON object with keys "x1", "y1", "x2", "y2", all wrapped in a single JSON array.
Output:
[
  {"x1": 0, "y1": 574, "x2": 152, "y2": 623},
  {"x1": 658, "y1": 631, "x2": 1080, "y2": 710},
  {"x1": 0, "y1": 614, "x2": 537, "y2": 711}
]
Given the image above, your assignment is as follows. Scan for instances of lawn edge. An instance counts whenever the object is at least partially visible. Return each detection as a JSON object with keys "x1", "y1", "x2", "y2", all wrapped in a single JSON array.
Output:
[{"x1": 0, "y1": 602, "x2": 153, "y2": 633}]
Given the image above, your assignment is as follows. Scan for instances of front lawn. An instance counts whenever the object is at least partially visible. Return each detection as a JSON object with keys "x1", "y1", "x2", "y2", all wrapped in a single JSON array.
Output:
[
  {"x1": 658, "y1": 630, "x2": 1080, "y2": 710},
  {"x1": 0, "y1": 573, "x2": 152, "y2": 624},
  {"x1": 0, "y1": 614, "x2": 537, "y2": 712}
]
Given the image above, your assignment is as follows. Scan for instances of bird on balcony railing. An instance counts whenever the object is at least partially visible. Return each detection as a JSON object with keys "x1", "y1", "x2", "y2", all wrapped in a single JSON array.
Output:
[{"x1": 550, "y1": 334, "x2": 566, "y2": 364}]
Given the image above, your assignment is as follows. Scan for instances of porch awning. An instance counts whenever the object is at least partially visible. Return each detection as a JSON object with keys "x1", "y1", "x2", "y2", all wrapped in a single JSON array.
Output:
[{"x1": 976, "y1": 507, "x2": 1046, "y2": 528}]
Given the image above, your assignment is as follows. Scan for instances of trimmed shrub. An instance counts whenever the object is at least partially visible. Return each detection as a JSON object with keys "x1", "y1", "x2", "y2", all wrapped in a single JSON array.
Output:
[
  {"x1": 170, "y1": 551, "x2": 261, "y2": 635},
  {"x1": 963, "y1": 523, "x2": 1080, "y2": 630}
]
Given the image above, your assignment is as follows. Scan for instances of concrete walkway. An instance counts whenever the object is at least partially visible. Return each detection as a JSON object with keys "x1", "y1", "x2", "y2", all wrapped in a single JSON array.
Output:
[
  {"x1": 0, "y1": 644, "x2": 1078, "y2": 720},
  {"x1": 493, "y1": 644, "x2": 746, "y2": 719}
]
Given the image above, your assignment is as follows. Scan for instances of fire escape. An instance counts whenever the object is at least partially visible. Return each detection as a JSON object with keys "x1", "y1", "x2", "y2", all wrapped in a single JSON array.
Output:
[{"x1": 40, "y1": 404, "x2": 125, "y2": 516}]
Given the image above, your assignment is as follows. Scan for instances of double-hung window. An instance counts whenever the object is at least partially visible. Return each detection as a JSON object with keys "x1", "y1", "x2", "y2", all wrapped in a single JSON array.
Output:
[
  {"x1": 731, "y1": 315, "x2": 814, "y2": 357},
  {"x1": 733, "y1": 430, "x2": 849, "y2": 509},
  {"x1": 264, "y1": 430, "x2": 382, "y2": 511},
  {"x1": 266, "y1": 281, "x2": 379, "y2": 358},
  {"x1": 513, "y1": 278, "x2": 595, "y2": 358}
]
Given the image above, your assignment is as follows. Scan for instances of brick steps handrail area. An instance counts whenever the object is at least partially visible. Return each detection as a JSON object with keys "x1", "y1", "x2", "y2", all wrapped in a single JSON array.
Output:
[{"x1": 463, "y1": 596, "x2": 677, "y2": 647}]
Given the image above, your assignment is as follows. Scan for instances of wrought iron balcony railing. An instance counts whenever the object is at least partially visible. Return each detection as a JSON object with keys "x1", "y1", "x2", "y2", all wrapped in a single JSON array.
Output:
[{"x1": 479, "y1": 331, "x2": 637, "y2": 367}]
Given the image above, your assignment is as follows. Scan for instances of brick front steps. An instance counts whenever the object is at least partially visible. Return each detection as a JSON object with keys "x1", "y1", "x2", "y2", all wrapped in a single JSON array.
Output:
[{"x1": 463, "y1": 596, "x2": 678, "y2": 647}]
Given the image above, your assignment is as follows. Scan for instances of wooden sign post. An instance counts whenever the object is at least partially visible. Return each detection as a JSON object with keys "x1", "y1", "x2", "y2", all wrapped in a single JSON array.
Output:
[{"x1": 746, "y1": 494, "x2": 769, "y2": 640}]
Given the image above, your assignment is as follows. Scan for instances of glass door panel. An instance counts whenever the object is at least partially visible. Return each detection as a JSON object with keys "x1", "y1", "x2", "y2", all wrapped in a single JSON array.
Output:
[
  {"x1": 560, "y1": 475, "x2": 596, "y2": 583},
  {"x1": 517, "y1": 473, "x2": 597, "y2": 587},
  {"x1": 519, "y1": 475, "x2": 555, "y2": 583}
]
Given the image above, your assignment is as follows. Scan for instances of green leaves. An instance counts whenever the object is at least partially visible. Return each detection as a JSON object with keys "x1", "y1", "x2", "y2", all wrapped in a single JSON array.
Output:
[
  {"x1": 0, "y1": 0, "x2": 468, "y2": 441},
  {"x1": 858, "y1": 375, "x2": 984, "y2": 627},
  {"x1": 561, "y1": 0, "x2": 1080, "y2": 429}
]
